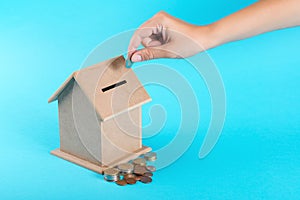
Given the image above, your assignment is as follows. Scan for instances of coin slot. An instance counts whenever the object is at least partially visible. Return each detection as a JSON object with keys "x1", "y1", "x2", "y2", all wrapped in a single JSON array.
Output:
[{"x1": 102, "y1": 80, "x2": 127, "y2": 92}]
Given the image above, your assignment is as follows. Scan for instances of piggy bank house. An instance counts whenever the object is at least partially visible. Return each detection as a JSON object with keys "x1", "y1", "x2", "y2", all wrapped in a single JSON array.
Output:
[{"x1": 48, "y1": 56, "x2": 151, "y2": 173}]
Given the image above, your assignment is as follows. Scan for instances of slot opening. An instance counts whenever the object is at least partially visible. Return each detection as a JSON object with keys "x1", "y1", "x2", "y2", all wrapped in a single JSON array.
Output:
[{"x1": 101, "y1": 80, "x2": 127, "y2": 92}]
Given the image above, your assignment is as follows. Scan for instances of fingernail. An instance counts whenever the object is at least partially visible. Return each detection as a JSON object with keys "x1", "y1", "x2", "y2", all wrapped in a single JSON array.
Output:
[{"x1": 131, "y1": 54, "x2": 142, "y2": 62}]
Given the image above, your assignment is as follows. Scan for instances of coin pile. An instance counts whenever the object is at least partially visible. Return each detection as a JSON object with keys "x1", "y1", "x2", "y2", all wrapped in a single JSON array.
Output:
[
  {"x1": 103, "y1": 168, "x2": 120, "y2": 182},
  {"x1": 117, "y1": 163, "x2": 134, "y2": 175},
  {"x1": 103, "y1": 152, "x2": 157, "y2": 186}
]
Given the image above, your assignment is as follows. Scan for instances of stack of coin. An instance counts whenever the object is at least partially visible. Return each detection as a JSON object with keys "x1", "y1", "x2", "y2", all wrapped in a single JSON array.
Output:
[
  {"x1": 132, "y1": 165, "x2": 154, "y2": 184},
  {"x1": 117, "y1": 163, "x2": 134, "y2": 175},
  {"x1": 103, "y1": 152, "x2": 158, "y2": 186},
  {"x1": 132, "y1": 158, "x2": 147, "y2": 166},
  {"x1": 144, "y1": 152, "x2": 157, "y2": 161},
  {"x1": 104, "y1": 168, "x2": 120, "y2": 182}
]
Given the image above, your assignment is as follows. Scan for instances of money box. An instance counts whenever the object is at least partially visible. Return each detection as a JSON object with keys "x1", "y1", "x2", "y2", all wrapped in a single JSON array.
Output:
[{"x1": 48, "y1": 56, "x2": 151, "y2": 173}]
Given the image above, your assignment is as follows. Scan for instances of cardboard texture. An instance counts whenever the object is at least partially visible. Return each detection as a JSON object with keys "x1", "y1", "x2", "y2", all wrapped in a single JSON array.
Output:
[{"x1": 49, "y1": 55, "x2": 152, "y2": 172}]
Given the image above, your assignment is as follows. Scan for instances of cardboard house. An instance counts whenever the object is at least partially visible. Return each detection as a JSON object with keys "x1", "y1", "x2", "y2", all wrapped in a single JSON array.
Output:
[{"x1": 48, "y1": 56, "x2": 151, "y2": 173}]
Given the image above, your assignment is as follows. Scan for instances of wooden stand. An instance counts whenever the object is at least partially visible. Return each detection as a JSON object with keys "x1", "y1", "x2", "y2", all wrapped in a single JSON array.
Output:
[{"x1": 51, "y1": 146, "x2": 151, "y2": 174}]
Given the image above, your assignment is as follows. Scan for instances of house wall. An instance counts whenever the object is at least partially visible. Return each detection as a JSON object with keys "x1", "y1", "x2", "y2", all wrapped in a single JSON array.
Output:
[
  {"x1": 58, "y1": 79, "x2": 102, "y2": 165},
  {"x1": 100, "y1": 107, "x2": 142, "y2": 166}
]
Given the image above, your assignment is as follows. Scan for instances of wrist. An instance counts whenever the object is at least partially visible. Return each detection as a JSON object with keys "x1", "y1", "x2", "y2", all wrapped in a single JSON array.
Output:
[{"x1": 193, "y1": 24, "x2": 222, "y2": 51}]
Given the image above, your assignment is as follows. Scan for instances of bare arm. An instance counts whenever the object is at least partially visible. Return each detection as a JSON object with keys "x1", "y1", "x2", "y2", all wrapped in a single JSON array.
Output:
[
  {"x1": 208, "y1": 0, "x2": 300, "y2": 48},
  {"x1": 128, "y1": 0, "x2": 300, "y2": 62}
]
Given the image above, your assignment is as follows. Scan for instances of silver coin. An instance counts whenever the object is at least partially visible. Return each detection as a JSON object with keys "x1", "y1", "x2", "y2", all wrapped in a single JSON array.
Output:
[
  {"x1": 117, "y1": 163, "x2": 134, "y2": 174},
  {"x1": 134, "y1": 165, "x2": 146, "y2": 171},
  {"x1": 132, "y1": 158, "x2": 147, "y2": 166},
  {"x1": 144, "y1": 152, "x2": 157, "y2": 161},
  {"x1": 104, "y1": 168, "x2": 120, "y2": 182},
  {"x1": 104, "y1": 168, "x2": 120, "y2": 175},
  {"x1": 146, "y1": 165, "x2": 156, "y2": 172},
  {"x1": 104, "y1": 175, "x2": 119, "y2": 182}
]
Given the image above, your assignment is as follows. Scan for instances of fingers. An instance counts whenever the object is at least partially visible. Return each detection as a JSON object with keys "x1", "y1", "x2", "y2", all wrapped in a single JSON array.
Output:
[
  {"x1": 142, "y1": 37, "x2": 162, "y2": 47},
  {"x1": 131, "y1": 44, "x2": 177, "y2": 62},
  {"x1": 127, "y1": 12, "x2": 168, "y2": 59},
  {"x1": 127, "y1": 26, "x2": 155, "y2": 60},
  {"x1": 147, "y1": 40, "x2": 163, "y2": 47},
  {"x1": 127, "y1": 11, "x2": 173, "y2": 61},
  {"x1": 141, "y1": 37, "x2": 152, "y2": 47}
]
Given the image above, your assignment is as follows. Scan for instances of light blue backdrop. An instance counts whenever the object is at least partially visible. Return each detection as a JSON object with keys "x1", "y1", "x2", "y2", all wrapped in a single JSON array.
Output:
[{"x1": 1, "y1": 0, "x2": 299, "y2": 199}]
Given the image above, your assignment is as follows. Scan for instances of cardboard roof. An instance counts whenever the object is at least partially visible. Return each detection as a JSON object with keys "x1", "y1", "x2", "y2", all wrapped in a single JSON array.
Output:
[{"x1": 48, "y1": 56, "x2": 151, "y2": 121}]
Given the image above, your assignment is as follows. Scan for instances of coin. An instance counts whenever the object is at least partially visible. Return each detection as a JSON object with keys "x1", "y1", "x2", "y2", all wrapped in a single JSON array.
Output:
[
  {"x1": 144, "y1": 152, "x2": 157, "y2": 161},
  {"x1": 132, "y1": 158, "x2": 147, "y2": 166},
  {"x1": 135, "y1": 165, "x2": 149, "y2": 174},
  {"x1": 133, "y1": 169, "x2": 144, "y2": 175},
  {"x1": 134, "y1": 165, "x2": 146, "y2": 171},
  {"x1": 135, "y1": 175, "x2": 142, "y2": 181},
  {"x1": 116, "y1": 179, "x2": 127, "y2": 186},
  {"x1": 124, "y1": 174, "x2": 136, "y2": 180},
  {"x1": 125, "y1": 58, "x2": 133, "y2": 68},
  {"x1": 146, "y1": 165, "x2": 156, "y2": 172},
  {"x1": 143, "y1": 172, "x2": 153, "y2": 177},
  {"x1": 117, "y1": 163, "x2": 134, "y2": 174},
  {"x1": 104, "y1": 168, "x2": 120, "y2": 175},
  {"x1": 140, "y1": 176, "x2": 152, "y2": 184},
  {"x1": 133, "y1": 166, "x2": 148, "y2": 175},
  {"x1": 104, "y1": 168, "x2": 120, "y2": 182},
  {"x1": 126, "y1": 178, "x2": 137, "y2": 185}
]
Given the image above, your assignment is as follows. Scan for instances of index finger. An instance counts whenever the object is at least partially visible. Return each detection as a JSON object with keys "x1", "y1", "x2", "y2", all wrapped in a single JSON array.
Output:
[{"x1": 127, "y1": 20, "x2": 157, "y2": 59}]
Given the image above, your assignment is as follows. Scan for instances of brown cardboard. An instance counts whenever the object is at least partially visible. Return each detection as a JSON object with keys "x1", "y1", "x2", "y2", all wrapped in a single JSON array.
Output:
[{"x1": 49, "y1": 55, "x2": 151, "y2": 172}]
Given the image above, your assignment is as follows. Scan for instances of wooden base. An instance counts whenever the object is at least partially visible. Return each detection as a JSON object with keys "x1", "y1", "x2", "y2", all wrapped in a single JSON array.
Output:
[{"x1": 51, "y1": 146, "x2": 151, "y2": 174}]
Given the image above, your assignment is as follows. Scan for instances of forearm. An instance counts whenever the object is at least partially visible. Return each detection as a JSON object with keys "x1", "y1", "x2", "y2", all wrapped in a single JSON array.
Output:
[
  {"x1": 127, "y1": 1, "x2": 300, "y2": 61},
  {"x1": 204, "y1": 0, "x2": 300, "y2": 48}
]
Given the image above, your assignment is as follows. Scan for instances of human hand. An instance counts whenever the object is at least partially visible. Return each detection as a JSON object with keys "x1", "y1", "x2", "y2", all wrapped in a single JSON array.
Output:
[
  {"x1": 128, "y1": 0, "x2": 300, "y2": 63},
  {"x1": 127, "y1": 11, "x2": 213, "y2": 62}
]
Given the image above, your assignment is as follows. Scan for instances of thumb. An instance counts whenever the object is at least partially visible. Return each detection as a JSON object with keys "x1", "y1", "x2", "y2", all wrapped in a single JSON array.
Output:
[{"x1": 131, "y1": 45, "x2": 176, "y2": 62}]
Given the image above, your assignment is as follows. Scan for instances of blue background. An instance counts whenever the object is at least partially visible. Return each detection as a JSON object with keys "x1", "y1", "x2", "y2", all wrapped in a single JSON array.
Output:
[{"x1": 1, "y1": 0, "x2": 299, "y2": 199}]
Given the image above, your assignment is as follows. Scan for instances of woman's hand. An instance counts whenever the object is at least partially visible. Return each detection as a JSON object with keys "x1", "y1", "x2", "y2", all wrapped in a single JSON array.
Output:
[
  {"x1": 127, "y1": 11, "x2": 213, "y2": 62},
  {"x1": 128, "y1": 0, "x2": 300, "y2": 63}
]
